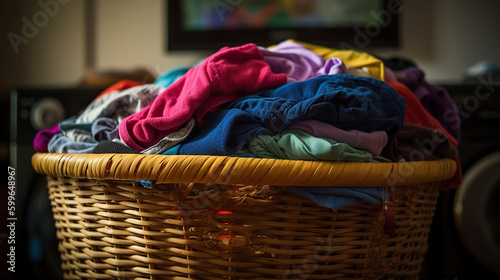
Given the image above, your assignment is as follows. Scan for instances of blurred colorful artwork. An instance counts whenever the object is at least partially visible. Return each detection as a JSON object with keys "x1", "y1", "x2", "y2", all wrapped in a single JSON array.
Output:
[{"x1": 182, "y1": 0, "x2": 382, "y2": 30}]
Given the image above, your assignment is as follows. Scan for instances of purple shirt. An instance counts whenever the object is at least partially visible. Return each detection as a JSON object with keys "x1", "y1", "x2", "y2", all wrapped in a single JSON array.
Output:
[
  {"x1": 289, "y1": 119, "x2": 388, "y2": 155},
  {"x1": 259, "y1": 41, "x2": 348, "y2": 82},
  {"x1": 395, "y1": 66, "x2": 461, "y2": 141}
]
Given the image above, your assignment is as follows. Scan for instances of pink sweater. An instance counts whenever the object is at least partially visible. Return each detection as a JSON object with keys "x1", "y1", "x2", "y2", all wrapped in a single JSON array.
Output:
[{"x1": 119, "y1": 44, "x2": 287, "y2": 151}]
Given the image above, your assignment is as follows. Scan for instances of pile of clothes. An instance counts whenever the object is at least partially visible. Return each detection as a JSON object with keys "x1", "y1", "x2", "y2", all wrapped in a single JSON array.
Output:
[{"x1": 34, "y1": 40, "x2": 461, "y2": 210}]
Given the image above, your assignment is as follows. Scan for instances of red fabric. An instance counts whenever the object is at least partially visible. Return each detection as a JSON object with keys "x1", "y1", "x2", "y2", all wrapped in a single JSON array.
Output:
[
  {"x1": 389, "y1": 82, "x2": 457, "y2": 146},
  {"x1": 384, "y1": 206, "x2": 395, "y2": 236},
  {"x1": 119, "y1": 43, "x2": 287, "y2": 151},
  {"x1": 94, "y1": 80, "x2": 144, "y2": 100},
  {"x1": 388, "y1": 81, "x2": 462, "y2": 190}
]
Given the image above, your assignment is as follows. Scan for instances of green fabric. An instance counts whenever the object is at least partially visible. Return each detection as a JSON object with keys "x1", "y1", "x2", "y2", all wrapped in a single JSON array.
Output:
[{"x1": 242, "y1": 129, "x2": 373, "y2": 161}]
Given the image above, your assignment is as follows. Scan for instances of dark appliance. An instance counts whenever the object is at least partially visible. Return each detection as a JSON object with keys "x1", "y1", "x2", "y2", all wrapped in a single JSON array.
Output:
[
  {"x1": 422, "y1": 83, "x2": 500, "y2": 279},
  {"x1": 9, "y1": 88, "x2": 103, "y2": 280}
]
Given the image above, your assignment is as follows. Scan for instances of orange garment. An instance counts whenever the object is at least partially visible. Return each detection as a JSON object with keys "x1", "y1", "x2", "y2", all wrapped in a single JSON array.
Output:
[{"x1": 94, "y1": 80, "x2": 144, "y2": 101}]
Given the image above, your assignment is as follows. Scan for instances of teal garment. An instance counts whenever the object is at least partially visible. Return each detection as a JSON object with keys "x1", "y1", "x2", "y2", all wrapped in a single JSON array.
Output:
[
  {"x1": 243, "y1": 130, "x2": 373, "y2": 162},
  {"x1": 162, "y1": 144, "x2": 180, "y2": 155},
  {"x1": 154, "y1": 66, "x2": 190, "y2": 88},
  {"x1": 59, "y1": 116, "x2": 92, "y2": 132}
]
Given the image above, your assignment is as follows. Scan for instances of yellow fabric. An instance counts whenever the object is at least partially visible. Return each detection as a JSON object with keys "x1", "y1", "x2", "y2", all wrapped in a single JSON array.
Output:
[{"x1": 284, "y1": 39, "x2": 385, "y2": 81}]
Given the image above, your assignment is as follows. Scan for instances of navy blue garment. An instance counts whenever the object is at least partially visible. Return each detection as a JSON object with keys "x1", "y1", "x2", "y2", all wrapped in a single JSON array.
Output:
[
  {"x1": 165, "y1": 74, "x2": 405, "y2": 156},
  {"x1": 227, "y1": 74, "x2": 405, "y2": 133},
  {"x1": 174, "y1": 108, "x2": 268, "y2": 156}
]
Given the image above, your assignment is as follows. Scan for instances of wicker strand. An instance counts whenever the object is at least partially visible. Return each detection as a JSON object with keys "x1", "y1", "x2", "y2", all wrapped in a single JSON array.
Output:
[{"x1": 32, "y1": 153, "x2": 457, "y2": 187}]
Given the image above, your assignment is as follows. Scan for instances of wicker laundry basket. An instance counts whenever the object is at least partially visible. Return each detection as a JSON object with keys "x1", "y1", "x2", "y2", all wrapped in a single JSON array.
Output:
[{"x1": 32, "y1": 153, "x2": 457, "y2": 280}]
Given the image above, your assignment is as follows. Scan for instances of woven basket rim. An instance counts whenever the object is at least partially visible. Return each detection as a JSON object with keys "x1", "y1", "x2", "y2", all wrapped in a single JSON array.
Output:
[{"x1": 31, "y1": 153, "x2": 457, "y2": 187}]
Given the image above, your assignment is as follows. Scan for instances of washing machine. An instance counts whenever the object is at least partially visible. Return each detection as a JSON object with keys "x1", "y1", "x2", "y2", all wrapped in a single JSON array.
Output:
[{"x1": 421, "y1": 83, "x2": 500, "y2": 279}]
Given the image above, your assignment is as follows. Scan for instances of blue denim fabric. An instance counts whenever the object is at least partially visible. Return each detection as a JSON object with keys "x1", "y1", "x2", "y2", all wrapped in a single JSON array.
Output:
[
  {"x1": 227, "y1": 74, "x2": 405, "y2": 133},
  {"x1": 164, "y1": 74, "x2": 405, "y2": 156}
]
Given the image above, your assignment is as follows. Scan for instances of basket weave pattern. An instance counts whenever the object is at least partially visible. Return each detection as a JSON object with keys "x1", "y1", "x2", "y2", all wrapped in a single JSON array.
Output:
[
  {"x1": 33, "y1": 153, "x2": 455, "y2": 279},
  {"x1": 47, "y1": 179, "x2": 439, "y2": 280}
]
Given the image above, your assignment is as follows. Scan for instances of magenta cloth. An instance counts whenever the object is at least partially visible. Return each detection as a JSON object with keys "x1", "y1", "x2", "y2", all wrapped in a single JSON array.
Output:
[
  {"x1": 259, "y1": 41, "x2": 347, "y2": 82},
  {"x1": 288, "y1": 119, "x2": 388, "y2": 155},
  {"x1": 33, "y1": 123, "x2": 61, "y2": 152},
  {"x1": 119, "y1": 43, "x2": 287, "y2": 151}
]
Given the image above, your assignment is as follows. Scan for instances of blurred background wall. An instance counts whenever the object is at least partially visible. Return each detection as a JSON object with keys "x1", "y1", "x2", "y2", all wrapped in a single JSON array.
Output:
[{"x1": 1, "y1": 0, "x2": 500, "y2": 90}]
